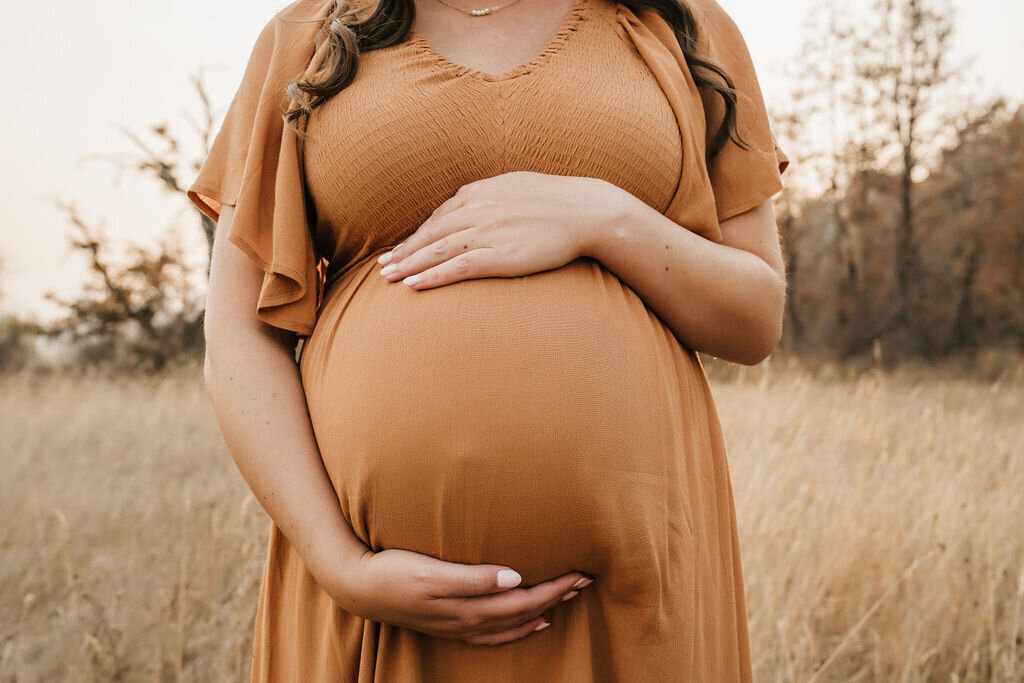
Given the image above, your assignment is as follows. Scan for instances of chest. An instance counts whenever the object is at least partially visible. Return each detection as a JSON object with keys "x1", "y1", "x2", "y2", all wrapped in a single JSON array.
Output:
[{"x1": 302, "y1": 0, "x2": 682, "y2": 267}]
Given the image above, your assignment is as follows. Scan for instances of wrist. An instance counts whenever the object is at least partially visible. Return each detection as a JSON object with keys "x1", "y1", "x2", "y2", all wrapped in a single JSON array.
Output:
[
  {"x1": 332, "y1": 547, "x2": 376, "y2": 613},
  {"x1": 301, "y1": 522, "x2": 373, "y2": 602},
  {"x1": 579, "y1": 179, "x2": 638, "y2": 260}
]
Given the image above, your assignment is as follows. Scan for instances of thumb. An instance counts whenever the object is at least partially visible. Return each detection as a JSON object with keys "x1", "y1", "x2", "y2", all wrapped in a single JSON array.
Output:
[{"x1": 440, "y1": 563, "x2": 523, "y2": 598}]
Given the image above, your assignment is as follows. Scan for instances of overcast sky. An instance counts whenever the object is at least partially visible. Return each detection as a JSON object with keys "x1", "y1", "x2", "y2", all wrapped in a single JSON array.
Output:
[{"x1": 2, "y1": 0, "x2": 1021, "y2": 320}]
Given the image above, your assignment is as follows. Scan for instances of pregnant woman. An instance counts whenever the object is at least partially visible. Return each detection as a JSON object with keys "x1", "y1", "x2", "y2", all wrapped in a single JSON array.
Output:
[{"x1": 189, "y1": 0, "x2": 788, "y2": 679}]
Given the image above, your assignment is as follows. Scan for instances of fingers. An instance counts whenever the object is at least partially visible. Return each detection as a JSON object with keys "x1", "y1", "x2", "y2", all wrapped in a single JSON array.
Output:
[
  {"x1": 383, "y1": 184, "x2": 476, "y2": 264},
  {"x1": 379, "y1": 229, "x2": 497, "y2": 289},
  {"x1": 416, "y1": 559, "x2": 595, "y2": 642},
  {"x1": 400, "y1": 246, "x2": 503, "y2": 290},
  {"x1": 461, "y1": 615, "x2": 551, "y2": 647},
  {"x1": 424, "y1": 562, "x2": 524, "y2": 599},
  {"x1": 456, "y1": 572, "x2": 595, "y2": 644},
  {"x1": 464, "y1": 572, "x2": 592, "y2": 633}
]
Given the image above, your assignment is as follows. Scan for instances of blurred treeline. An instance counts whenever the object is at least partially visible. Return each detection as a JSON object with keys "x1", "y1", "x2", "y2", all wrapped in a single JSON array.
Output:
[
  {"x1": 772, "y1": 0, "x2": 1023, "y2": 362},
  {"x1": 0, "y1": 0, "x2": 1020, "y2": 375}
]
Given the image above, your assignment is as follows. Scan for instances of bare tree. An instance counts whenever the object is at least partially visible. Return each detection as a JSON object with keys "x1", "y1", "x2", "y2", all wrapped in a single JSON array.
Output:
[
  {"x1": 40, "y1": 200, "x2": 205, "y2": 373},
  {"x1": 777, "y1": 0, "x2": 972, "y2": 359},
  {"x1": 856, "y1": 0, "x2": 962, "y2": 350},
  {"x1": 79, "y1": 69, "x2": 221, "y2": 277},
  {"x1": 776, "y1": 0, "x2": 879, "y2": 356}
]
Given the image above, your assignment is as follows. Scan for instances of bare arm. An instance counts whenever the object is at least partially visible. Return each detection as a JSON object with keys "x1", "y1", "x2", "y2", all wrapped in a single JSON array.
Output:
[
  {"x1": 582, "y1": 193, "x2": 786, "y2": 366},
  {"x1": 202, "y1": 203, "x2": 364, "y2": 589},
  {"x1": 203, "y1": 204, "x2": 590, "y2": 643}
]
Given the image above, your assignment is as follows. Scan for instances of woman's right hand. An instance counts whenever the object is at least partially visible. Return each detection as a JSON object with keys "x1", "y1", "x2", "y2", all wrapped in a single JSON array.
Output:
[{"x1": 324, "y1": 548, "x2": 594, "y2": 646}]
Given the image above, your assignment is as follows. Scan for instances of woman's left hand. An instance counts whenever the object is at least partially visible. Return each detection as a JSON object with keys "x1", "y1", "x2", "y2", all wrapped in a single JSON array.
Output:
[{"x1": 377, "y1": 171, "x2": 629, "y2": 290}]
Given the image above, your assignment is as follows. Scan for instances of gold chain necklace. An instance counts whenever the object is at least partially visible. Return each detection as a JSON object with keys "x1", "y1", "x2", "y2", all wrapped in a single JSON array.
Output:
[{"x1": 434, "y1": 0, "x2": 527, "y2": 17}]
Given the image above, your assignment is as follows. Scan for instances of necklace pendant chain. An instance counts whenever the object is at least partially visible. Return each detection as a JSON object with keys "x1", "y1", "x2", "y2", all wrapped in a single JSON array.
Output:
[{"x1": 435, "y1": 0, "x2": 527, "y2": 17}]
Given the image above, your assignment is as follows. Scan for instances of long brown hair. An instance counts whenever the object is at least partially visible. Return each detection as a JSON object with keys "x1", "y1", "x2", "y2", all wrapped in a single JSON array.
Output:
[{"x1": 284, "y1": 0, "x2": 749, "y2": 163}]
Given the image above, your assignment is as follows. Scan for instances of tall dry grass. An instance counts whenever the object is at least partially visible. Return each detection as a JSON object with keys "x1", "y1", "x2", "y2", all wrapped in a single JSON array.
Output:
[{"x1": 1, "y1": 356, "x2": 1022, "y2": 681}]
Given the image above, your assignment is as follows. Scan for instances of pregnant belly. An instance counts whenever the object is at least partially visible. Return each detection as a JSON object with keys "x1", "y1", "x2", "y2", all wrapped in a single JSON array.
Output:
[{"x1": 300, "y1": 251, "x2": 702, "y2": 591}]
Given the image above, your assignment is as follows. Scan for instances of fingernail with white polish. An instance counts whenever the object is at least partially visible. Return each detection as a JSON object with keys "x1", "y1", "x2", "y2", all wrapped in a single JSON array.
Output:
[
  {"x1": 534, "y1": 621, "x2": 551, "y2": 632},
  {"x1": 561, "y1": 590, "x2": 579, "y2": 602},
  {"x1": 403, "y1": 274, "x2": 421, "y2": 286},
  {"x1": 380, "y1": 264, "x2": 397, "y2": 276},
  {"x1": 496, "y1": 569, "x2": 522, "y2": 588},
  {"x1": 378, "y1": 251, "x2": 393, "y2": 265}
]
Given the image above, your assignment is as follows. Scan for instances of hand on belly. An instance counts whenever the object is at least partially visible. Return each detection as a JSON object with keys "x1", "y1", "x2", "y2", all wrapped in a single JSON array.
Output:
[{"x1": 331, "y1": 546, "x2": 592, "y2": 645}]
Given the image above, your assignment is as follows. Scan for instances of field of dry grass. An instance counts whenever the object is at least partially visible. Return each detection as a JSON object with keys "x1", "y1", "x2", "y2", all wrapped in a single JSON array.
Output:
[{"x1": 1, "y1": 355, "x2": 1022, "y2": 682}]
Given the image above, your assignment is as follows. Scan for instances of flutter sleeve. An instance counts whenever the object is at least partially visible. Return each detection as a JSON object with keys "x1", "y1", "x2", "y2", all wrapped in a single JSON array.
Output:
[
  {"x1": 187, "y1": 1, "x2": 332, "y2": 337},
  {"x1": 691, "y1": 0, "x2": 789, "y2": 223},
  {"x1": 615, "y1": 0, "x2": 788, "y2": 242}
]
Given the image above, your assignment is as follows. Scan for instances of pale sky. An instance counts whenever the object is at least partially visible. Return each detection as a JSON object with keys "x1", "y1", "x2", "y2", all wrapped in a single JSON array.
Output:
[{"x1": 1, "y1": 0, "x2": 1021, "y2": 321}]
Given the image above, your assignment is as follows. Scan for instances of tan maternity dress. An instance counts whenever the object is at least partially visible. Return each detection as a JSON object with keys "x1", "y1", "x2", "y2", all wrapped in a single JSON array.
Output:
[{"x1": 188, "y1": 0, "x2": 788, "y2": 680}]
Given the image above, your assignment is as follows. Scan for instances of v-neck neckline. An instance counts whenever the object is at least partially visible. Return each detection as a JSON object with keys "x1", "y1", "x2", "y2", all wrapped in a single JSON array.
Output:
[{"x1": 406, "y1": 0, "x2": 589, "y2": 82}]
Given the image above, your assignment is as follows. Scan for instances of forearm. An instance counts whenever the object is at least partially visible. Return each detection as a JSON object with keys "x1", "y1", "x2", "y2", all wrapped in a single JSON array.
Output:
[
  {"x1": 581, "y1": 186, "x2": 785, "y2": 365},
  {"x1": 203, "y1": 329, "x2": 368, "y2": 592}
]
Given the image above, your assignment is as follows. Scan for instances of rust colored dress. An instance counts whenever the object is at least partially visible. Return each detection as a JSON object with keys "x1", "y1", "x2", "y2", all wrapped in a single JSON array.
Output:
[{"x1": 188, "y1": 0, "x2": 788, "y2": 680}]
